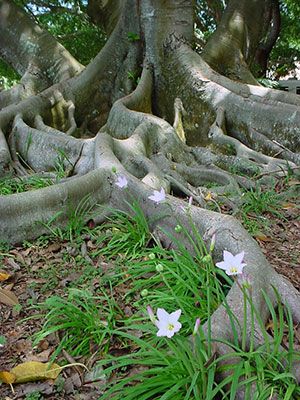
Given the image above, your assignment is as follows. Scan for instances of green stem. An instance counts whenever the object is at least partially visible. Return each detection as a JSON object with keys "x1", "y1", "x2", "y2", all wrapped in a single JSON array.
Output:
[{"x1": 206, "y1": 271, "x2": 211, "y2": 358}]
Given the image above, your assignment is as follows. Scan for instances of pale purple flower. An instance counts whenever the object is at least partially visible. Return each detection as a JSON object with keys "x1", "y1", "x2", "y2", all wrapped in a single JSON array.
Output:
[
  {"x1": 148, "y1": 188, "x2": 166, "y2": 204},
  {"x1": 180, "y1": 196, "x2": 193, "y2": 213},
  {"x1": 115, "y1": 175, "x2": 128, "y2": 189},
  {"x1": 216, "y1": 250, "x2": 247, "y2": 276},
  {"x1": 155, "y1": 308, "x2": 182, "y2": 338},
  {"x1": 193, "y1": 317, "x2": 201, "y2": 336},
  {"x1": 147, "y1": 305, "x2": 156, "y2": 324}
]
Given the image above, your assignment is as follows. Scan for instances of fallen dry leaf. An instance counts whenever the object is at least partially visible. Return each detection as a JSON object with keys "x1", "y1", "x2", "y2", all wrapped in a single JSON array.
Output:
[
  {"x1": 11, "y1": 361, "x2": 62, "y2": 383},
  {"x1": 280, "y1": 203, "x2": 295, "y2": 209},
  {"x1": 0, "y1": 271, "x2": 12, "y2": 281},
  {"x1": 287, "y1": 180, "x2": 300, "y2": 186},
  {"x1": 253, "y1": 234, "x2": 275, "y2": 242},
  {"x1": 0, "y1": 288, "x2": 19, "y2": 306},
  {"x1": 0, "y1": 370, "x2": 16, "y2": 384}
]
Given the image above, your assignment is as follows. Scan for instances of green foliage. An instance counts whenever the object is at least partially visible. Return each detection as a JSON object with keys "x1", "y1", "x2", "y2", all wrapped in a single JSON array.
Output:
[
  {"x1": 14, "y1": 0, "x2": 106, "y2": 66},
  {"x1": 210, "y1": 286, "x2": 300, "y2": 399},
  {"x1": 42, "y1": 13, "x2": 106, "y2": 65},
  {"x1": 0, "y1": 175, "x2": 53, "y2": 195},
  {"x1": 127, "y1": 32, "x2": 140, "y2": 42},
  {"x1": 257, "y1": 78, "x2": 280, "y2": 89},
  {"x1": 30, "y1": 288, "x2": 121, "y2": 357},
  {"x1": 0, "y1": 60, "x2": 20, "y2": 90},
  {"x1": 0, "y1": 336, "x2": 5, "y2": 346},
  {"x1": 37, "y1": 194, "x2": 96, "y2": 241},
  {"x1": 268, "y1": 0, "x2": 300, "y2": 78},
  {"x1": 240, "y1": 181, "x2": 283, "y2": 217},
  {"x1": 24, "y1": 392, "x2": 45, "y2": 400},
  {"x1": 93, "y1": 193, "x2": 163, "y2": 260},
  {"x1": 53, "y1": 149, "x2": 74, "y2": 182},
  {"x1": 97, "y1": 326, "x2": 215, "y2": 400},
  {"x1": 127, "y1": 70, "x2": 141, "y2": 87}
]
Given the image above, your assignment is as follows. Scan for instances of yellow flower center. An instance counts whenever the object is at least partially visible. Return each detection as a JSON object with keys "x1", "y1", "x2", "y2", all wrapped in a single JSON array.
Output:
[
  {"x1": 230, "y1": 267, "x2": 237, "y2": 273},
  {"x1": 168, "y1": 324, "x2": 174, "y2": 331}
]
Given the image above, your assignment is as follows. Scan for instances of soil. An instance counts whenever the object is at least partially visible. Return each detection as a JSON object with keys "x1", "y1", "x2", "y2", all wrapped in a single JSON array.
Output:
[{"x1": 0, "y1": 180, "x2": 299, "y2": 399}]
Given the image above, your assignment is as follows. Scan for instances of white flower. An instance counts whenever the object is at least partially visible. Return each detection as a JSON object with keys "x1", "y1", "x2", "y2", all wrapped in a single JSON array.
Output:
[
  {"x1": 155, "y1": 308, "x2": 182, "y2": 338},
  {"x1": 148, "y1": 188, "x2": 166, "y2": 204},
  {"x1": 115, "y1": 176, "x2": 128, "y2": 188},
  {"x1": 216, "y1": 250, "x2": 247, "y2": 276}
]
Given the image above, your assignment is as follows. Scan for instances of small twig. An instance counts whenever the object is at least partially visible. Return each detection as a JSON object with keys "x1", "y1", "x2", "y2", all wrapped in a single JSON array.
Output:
[
  {"x1": 255, "y1": 165, "x2": 300, "y2": 180},
  {"x1": 272, "y1": 140, "x2": 293, "y2": 153},
  {"x1": 62, "y1": 349, "x2": 84, "y2": 379}
]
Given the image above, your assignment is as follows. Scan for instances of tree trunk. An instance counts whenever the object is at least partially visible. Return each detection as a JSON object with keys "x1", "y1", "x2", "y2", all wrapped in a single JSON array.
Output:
[
  {"x1": 0, "y1": 0, "x2": 83, "y2": 107},
  {"x1": 0, "y1": 0, "x2": 299, "y2": 395},
  {"x1": 202, "y1": 0, "x2": 273, "y2": 83}
]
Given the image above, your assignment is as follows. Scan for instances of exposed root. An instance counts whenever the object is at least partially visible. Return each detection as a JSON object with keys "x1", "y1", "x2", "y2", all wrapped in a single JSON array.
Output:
[
  {"x1": 208, "y1": 107, "x2": 297, "y2": 176},
  {"x1": 34, "y1": 115, "x2": 69, "y2": 136},
  {"x1": 10, "y1": 114, "x2": 84, "y2": 173},
  {"x1": 0, "y1": 127, "x2": 12, "y2": 176},
  {"x1": 165, "y1": 174, "x2": 205, "y2": 207},
  {"x1": 66, "y1": 100, "x2": 77, "y2": 136}
]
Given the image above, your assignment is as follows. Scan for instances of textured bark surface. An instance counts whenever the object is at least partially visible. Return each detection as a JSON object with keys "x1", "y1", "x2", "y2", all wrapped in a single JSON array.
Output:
[
  {"x1": 0, "y1": 0, "x2": 299, "y2": 394},
  {"x1": 0, "y1": 0, "x2": 83, "y2": 107}
]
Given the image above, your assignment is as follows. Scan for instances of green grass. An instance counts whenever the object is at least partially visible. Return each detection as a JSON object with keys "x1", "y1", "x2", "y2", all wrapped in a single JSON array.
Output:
[
  {"x1": 37, "y1": 194, "x2": 98, "y2": 242},
  {"x1": 240, "y1": 181, "x2": 283, "y2": 217},
  {"x1": 30, "y1": 287, "x2": 123, "y2": 358},
  {"x1": 0, "y1": 175, "x2": 53, "y2": 195}
]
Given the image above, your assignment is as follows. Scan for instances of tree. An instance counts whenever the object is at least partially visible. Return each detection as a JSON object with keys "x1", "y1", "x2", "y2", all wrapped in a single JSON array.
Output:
[{"x1": 0, "y1": 0, "x2": 299, "y2": 395}]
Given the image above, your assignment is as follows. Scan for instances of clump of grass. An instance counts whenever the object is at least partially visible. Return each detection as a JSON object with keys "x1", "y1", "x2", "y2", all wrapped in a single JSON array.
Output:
[
  {"x1": 37, "y1": 194, "x2": 97, "y2": 242},
  {"x1": 93, "y1": 193, "x2": 164, "y2": 261},
  {"x1": 0, "y1": 175, "x2": 52, "y2": 195},
  {"x1": 30, "y1": 288, "x2": 123, "y2": 358},
  {"x1": 240, "y1": 180, "x2": 283, "y2": 217}
]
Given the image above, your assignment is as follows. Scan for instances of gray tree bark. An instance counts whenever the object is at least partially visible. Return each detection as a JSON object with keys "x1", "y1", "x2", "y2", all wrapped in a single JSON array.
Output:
[{"x1": 0, "y1": 0, "x2": 299, "y2": 396}]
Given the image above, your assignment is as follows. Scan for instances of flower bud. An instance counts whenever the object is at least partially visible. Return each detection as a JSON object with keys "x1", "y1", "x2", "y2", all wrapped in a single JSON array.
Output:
[
  {"x1": 209, "y1": 234, "x2": 216, "y2": 253},
  {"x1": 148, "y1": 253, "x2": 156, "y2": 260},
  {"x1": 141, "y1": 289, "x2": 148, "y2": 297},
  {"x1": 147, "y1": 305, "x2": 156, "y2": 324},
  {"x1": 193, "y1": 317, "x2": 201, "y2": 336},
  {"x1": 239, "y1": 273, "x2": 251, "y2": 289},
  {"x1": 202, "y1": 254, "x2": 212, "y2": 265},
  {"x1": 111, "y1": 166, "x2": 117, "y2": 173},
  {"x1": 175, "y1": 224, "x2": 182, "y2": 233},
  {"x1": 156, "y1": 263, "x2": 164, "y2": 272}
]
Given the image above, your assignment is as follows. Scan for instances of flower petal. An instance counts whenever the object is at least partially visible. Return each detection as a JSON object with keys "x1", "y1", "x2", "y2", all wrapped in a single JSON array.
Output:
[
  {"x1": 169, "y1": 309, "x2": 181, "y2": 324},
  {"x1": 172, "y1": 321, "x2": 182, "y2": 333},
  {"x1": 215, "y1": 261, "x2": 227, "y2": 270},
  {"x1": 234, "y1": 251, "x2": 245, "y2": 264},
  {"x1": 157, "y1": 308, "x2": 169, "y2": 321},
  {"x1": 223, "y1": 250, "x2": 234, "y2": 262}
]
